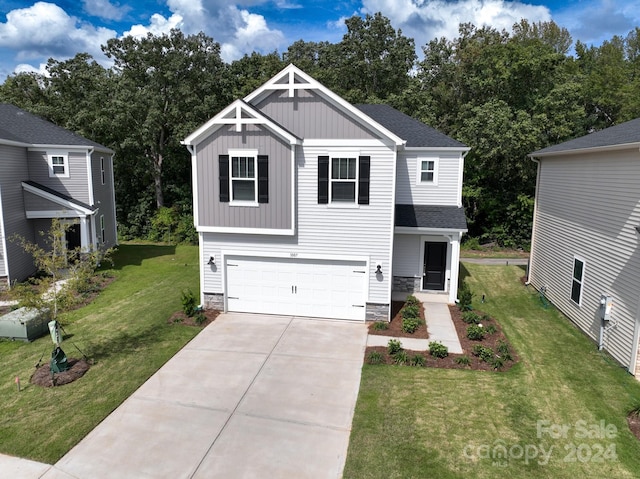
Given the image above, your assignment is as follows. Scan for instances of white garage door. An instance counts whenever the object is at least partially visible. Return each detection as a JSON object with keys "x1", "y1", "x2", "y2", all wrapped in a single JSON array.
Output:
[{"x1": 225, "y1": 256, "x2": 367, "y2": 320}]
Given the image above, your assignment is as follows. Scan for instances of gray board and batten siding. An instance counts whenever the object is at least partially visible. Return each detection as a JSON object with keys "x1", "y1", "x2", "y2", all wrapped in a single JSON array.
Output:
[
  {"x1": 196, "y1": 124, "x2": 293, "y2": 230},
  {"x1": 0, "y1": 145, "x2": 38, "y2": 284},
  {"x1": 529, "y1": 147, "x2": 640, "y2": 373}
]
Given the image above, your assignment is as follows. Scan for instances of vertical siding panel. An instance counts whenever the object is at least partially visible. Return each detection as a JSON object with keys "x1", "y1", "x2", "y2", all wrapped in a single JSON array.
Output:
[{"x1": 530, "y1": 149, "x2": 640, "y2": 371}]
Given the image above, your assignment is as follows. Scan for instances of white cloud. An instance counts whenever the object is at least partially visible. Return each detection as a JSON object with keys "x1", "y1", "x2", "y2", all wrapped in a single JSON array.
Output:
[
  {"x1": 0, "y1": 2, "x2": 116, "y2": 61},
  {"x1": 83, "y1": 0, "x2": 131, "y2": 21},
  {"x1": 360, "y1": 0, "x2": 551, "y2": 48},
  {"x1": 122, "y1": 13, "x2": 184, "y2": 38},
  {"x1": 220, "y1": 8, "x2": 285, "y2": 61},
  {"x1": 14, "y1": 62, "x2": 49, "y2": 77}
]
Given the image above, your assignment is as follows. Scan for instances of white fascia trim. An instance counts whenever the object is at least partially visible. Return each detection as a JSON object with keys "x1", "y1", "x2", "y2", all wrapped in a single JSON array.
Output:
[
  {"x1": 395, "y1": 226, "x2": 468, "y2": 235},
  {"x1": 86, "y1": 148, "x2": 95, "y2": 206},
  {"x1": 28, "y1": 145, "x2": 111, "y2": 153},
  {"x1": 186, "y1": 144, "x2": 200, "y2": 229},
  {"x1": 457, "y1": 151, "x2": 466, "y2": 207},
  {"x1": 303, "y1": 139, "x2": 393, "y2": 148},
  {"x1": 22, "y1": 182, "x2": 95, "y2": 215},
  {"x1": 0, "y1": 139, "x2": 30, "y2": 148},
  {"x1": 182, "y1": 100, "x2": 300, "y2": 146},
  {"x1": 197, "y1": 226, "x2": 295, "y2": 236},
  {"x1": 223, "y1": 250, "x2": 369, "y2": 263},
  {"x1": 244, "y1": 64, "x2": 405, "y2": 147},
  {"x1": 291, "y1": 147, "x2": 296, "y2": 235},
  {"x1": 529, "y1": 142, "x2": 640, "y2": 159},
  {"x1": 199, "y1": 232, "x2": 205, "y2": 307},
  {"x1": 404, "y1": 147, "x2": 471, "y2": 153},
  {"x1": 26, "y1": 210, "x2": 85, "y2": 219}
]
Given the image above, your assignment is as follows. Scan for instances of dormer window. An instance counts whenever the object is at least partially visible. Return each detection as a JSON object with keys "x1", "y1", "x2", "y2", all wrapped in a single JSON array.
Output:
[
  {"x1": 417, "y1": 157, "x2": 438, "y2": 185},
  {"x1": 48, "y1": 152, "x2": 69, "y2": 178}
]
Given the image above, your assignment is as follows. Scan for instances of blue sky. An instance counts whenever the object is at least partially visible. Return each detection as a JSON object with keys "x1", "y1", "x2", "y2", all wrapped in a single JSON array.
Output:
[{"x1": 1, "y1": 0, "x2": 639, "y2": 80}]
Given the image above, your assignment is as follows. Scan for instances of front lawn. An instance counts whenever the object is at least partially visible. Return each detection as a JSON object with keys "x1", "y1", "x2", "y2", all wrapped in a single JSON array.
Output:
[
  {"x1": 344, "y1": 263, "x2": 640, "y2": 478},
  {"x1": 0, "y1": 243, "x2": 201, "y2": 464}
]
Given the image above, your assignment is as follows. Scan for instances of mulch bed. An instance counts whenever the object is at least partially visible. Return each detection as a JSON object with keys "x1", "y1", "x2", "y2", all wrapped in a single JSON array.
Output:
[
  {"x1": 31, "y1": 358, "x2": 91, "y2": 387},
  {"x1": 168, "y1": 309, "x2": 220, "y2": 328},
  {"x1": 365, "y1": 304, "x2": 518, "y2": 371},
  {"x1": 628, "y1": 414, "x2": 640, "y2": 442},
  {"x1": 367, "y1": 301, "x2": 428, "y2": 339}
]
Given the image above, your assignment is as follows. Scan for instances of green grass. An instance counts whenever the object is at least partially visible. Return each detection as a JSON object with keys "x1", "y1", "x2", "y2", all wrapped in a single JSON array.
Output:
[
  {"x1": 460, "y1": 245, "x2": 530, "y2": 259},
  {"x1": 344, "y1": 263, "x2": 640, "y2": 478},
  {"x1": 0, "y1": 243, "x2": 201, "y2": 464}
]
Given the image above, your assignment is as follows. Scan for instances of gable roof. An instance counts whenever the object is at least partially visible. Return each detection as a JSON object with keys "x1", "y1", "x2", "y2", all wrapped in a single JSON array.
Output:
[
  {"x1": 395, "y1": 204, "x2": 468, "y2": 231},
  {"x1": 355, "y1": 104, "x2": 467, "y2": 149},
  {"x1": 530, "y1": 117, "x2": 640, "y2": 157},
  {"x1": 0, "y1": 104, "x2": 112, "y2": 152}
]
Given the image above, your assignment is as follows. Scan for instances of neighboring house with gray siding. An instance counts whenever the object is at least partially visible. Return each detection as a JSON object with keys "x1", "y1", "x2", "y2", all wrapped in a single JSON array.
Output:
[
  {"x1": 0, "y1": 104, "x2": 117, "y2": 288},
  {"x1": 183, "y1": 65, "x2": 469, "y2": 322},
  {"x1": 529, "y1": 118, "x2": 640, "y2": 378}
]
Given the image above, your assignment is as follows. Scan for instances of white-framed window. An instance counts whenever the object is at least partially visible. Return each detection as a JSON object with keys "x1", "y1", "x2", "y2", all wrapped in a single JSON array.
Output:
[
  {"x1": 571, "y1": 256, "x2": 585, "y2": 306},
  {"x1": 100, "y1": 215, "x2": 105, "y2": 244},
  {"x1": 48, "y1": 151, "x2": 69, "y2": 178},
  {"x1": 417, "y1": 157, "x2": 438, "y2": 185},
  {"x1": 330, "y1": 156, "x2": 357, "y2": 202},
  {"x1": 229, "y1": 149, "x2": 257, "y2": 205},
  {"x1": 100, "y1": 157, "x2": 106, "y2": 185}
]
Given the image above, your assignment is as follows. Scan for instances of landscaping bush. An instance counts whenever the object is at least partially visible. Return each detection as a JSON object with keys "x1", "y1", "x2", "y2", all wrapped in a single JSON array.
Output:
[
  {"x1": 405, "y1": 295, "x2": 420, "y2": 307},
  {"x1": 401, "y1": 304, "x2": 420, "y2": 319},
  {"x1": 387, "y1": 339, "x2": 402, "y2": 355},
  {"x1": 462, "y1": 311, "x2": 482, "y2": 324},
  {"x1": 455, "y1": 355, "x2": 471, "y2": 366},
  {"x1": 496, "y1": 339, "x2": 513, "y2": 361},
  {"x1": 367, "y1": 351, "x2": 384, "y2": 365},
  {"x1": 429, "y1": 341, "x2": 449, "y2": 358},
  {"x1": 472, "y1": 345, "x2": 495, "y2": 363},
  {"x1": 457, "y1": 283, "x2": 474, "y2": 310},
  {"x1": 401, "y1": 316, "x2": 421, "y2": 334},
  {"x1": 181, "y1": 288, "x2": 198, "y2": 317},
  {"x1": 411, "y1": 354, "x2": 426, "y2": 366},
  {"x1": 492, "y1": 355, "x2": 506, "y2": 370},
  {"x1": 393, "y1": 350, "x2": 408, "y2": 365},
  {"x1": 485, "y1": 324, "x2": 498, "y2": 335},
  {"x1": 466, "y1": 324, "x2": 486, "y2": 340},
  {"x1": 372, "y1": 321, "x2": 389, "y2": 331}
]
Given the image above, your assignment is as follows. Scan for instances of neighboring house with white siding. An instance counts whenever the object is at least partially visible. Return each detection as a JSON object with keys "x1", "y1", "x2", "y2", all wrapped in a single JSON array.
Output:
[
  {"x1": 0, "y1": 104, "x2": 117, "y2": 289},
  {"x1": 529, "y1": 118, "x2": 640, "y2": 377},
  {"x1": 183, "y1": 65, "x2": 469, "y2": 321}
]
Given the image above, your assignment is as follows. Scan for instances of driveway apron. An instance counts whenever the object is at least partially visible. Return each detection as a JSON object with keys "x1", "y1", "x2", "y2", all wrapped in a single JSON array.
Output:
[{"x1": 44, "y1": 313, "x2": 367, "y2": 479}]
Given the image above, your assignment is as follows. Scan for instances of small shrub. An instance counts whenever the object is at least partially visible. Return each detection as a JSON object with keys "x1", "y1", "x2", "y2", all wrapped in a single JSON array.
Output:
[
  {"x1": 429, "y1": 341, "x2": 449, "y2": 358},
  {"x1": 411, "y1": 354, "x2": 426, "y2": 366},
  {"x1": 455, "y1": 355, "x2": 471, "y2": 366},
  {"x1": 401, "y1": 304, "x2": 420, "y2": 319},
  {"x1": 481, "y1": 313, "x2": 492, "y2": 322},
  {"x1": 466, "y1": 324, "x2": 486, "y2": 340},
  {"x1": 485, "y1": 324, "x2": 498, "y2": 335},
  {"x1": 402, "y1": 316, "x2": 421, "y2": 334},
  {"x1": 394, "y1": 350, "x2": 408, "y2": 365},
  {"x1": 461, "y1": 311, "x2": 482, "y2": 324},
  {"x1": 367, "y1": 350, "x2": 384, "y2": 365},
  {"x1": 405, "y1": 295, "x2": 421, "y2": 307},
  {"x1": 472, "y1": 345, "x2": 495, "y2": 363},
  {"x1": 372, "y1": 321, "x2": 389, "y2": 331},
  {"x1": 181, "y1": 288, "x2": 198, "y2": 317},
  {"x1": 457, "y1": 283, "x2": 474, "y2": 310},
  {"x1": 194, "y1": 311, "x2": 206, "y2": 326},
  {"x1": 387, "y1": 339, "x2": 402, "y2": 355},
  {"x1": 492, "y1": 356, "x2": 506, "y2": 370},
  {"x1": 496, "y1": 339, "x2": 513, "y2": 361}
]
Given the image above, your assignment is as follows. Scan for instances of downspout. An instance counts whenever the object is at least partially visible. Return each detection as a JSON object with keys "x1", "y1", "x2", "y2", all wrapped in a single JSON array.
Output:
[
  {"x1": 453, "y1": 149, "x2": 470, "y2": 302},
  {"x1": 525, "y1": 156, "x2": 541, "y2": 286},
  {"x1": 627, "y1": 146, "x2": 640, "y2": 376},
  {"x1": 185, "y1": 143, "x2": 205, "y2": 309},
  {"x1": 387, "y1": 142, "x2": 402, "y2": 321},
  {"x1": 0, "y1": 186, "x2": 9, "y2": 287},
  {"x1": 86, "y1": 148, "x2": 95, "y2": 207}
]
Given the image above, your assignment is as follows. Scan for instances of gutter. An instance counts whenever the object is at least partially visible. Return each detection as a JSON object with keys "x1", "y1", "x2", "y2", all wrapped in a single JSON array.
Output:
[{"x1": 525, "y1": 157, "x2": 541, "y2": 286}]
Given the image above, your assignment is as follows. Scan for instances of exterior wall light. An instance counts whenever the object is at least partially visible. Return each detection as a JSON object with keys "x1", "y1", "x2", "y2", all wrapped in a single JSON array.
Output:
[
  {"x1": 375, "y1": 264, "x2": 382, "y2": 274},
  {"x1": 208, "y1": 256, "x2": 215, "y2": 265}
]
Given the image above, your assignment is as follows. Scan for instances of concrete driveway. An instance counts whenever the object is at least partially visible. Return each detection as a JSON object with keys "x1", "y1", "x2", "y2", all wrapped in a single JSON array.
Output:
[{"x1": 41, "y1": 313, "x2": 367, "y2": 479}]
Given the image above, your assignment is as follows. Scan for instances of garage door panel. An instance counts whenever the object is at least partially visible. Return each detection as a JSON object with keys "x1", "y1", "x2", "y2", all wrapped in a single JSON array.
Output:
[{"x1": 226, "y1": 257, "x2": 366, "y2": 320}]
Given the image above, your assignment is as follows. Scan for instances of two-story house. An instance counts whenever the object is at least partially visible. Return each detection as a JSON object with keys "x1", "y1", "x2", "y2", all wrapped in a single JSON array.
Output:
[
  {"x1": 183, "y1": 65, "x2": 468, "y2": 321},
  {"x1": 0, "y1": 104, "x2": 117, "y2": 288}
]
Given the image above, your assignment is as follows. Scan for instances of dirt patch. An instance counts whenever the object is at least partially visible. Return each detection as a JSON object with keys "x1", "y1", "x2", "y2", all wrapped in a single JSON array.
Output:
[
  {"x1": 31, "y1": 358, "x2": 91, "y2": 387},
  {"x1": 367, "y1": 301, "x2": 428, "y2": 339},
  {"x1": 628, "y1": 414, "x2": 640, "y2": 441},
  {"x1": 365, "y1": 305, "x2": 517, "y2": 371},
  {"x1": 168, "y1": 309, "x2": 220, "y2": 328}
]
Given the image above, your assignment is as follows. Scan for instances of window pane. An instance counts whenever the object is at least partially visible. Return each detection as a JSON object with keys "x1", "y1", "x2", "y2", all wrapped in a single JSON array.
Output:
[
  {"x1": 421, "y1": 171, "x2": 434, "y2": 182},
  {"x1": 421, "y1": 160, "x2": 434, "y2": 171},
  {"x1": 332, "y1": 158, "x2": 340, "y2": 179},
  {"x1": 347, "y1": 158, "x2": 356, "y2": 179},
  {"x1": 52, "y1": 156, "x2": 64, "y2": 165},
  {"x1": 332, "y1": 182, "x2": 355, "y2": 202},
  {"x1": 231, "y1": 156, "x2": 255, "y2": 179},
  {"x1": 53, "y1": 165, "x2": 65, "y2": 174},
  {"x1": 232, "y1": 157, "x2": 240, "y2": 177},
  {"x1": 232, "y1": 180, "x2": 255, "y2": 201},
  {"x1": 571, "y1": 280, "x2": 582, "y2": 303},
  {"x1": 573, "y1": 259, "x2": 583, "y2": 281}
]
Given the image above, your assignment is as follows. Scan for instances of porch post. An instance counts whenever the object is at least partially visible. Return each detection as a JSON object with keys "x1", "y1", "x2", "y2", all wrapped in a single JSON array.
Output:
[
  {"x1": 449, "y1": 232, "x2": 461, "y2": 303},
  {"x1": 80, "y1": 216, "x2": 89, "y2": 251}
]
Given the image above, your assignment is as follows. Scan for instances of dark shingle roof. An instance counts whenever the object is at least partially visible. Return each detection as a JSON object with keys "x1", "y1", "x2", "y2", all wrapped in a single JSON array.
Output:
[
  {"x1": 395, "y1": 204, "x2": 468, "y2": 230},
  {"x1": 23, "y1": 180, "x2": 95, "y2": 212},
  {"x1": 355, "y1": 104, "x2": 467, "y2": 148},
  {"x1": 531, "y1": 117, "x2": 640, "y2": 156},
  {"x1": 0, "y1": 104, "x2": 110, "y2": 150}
]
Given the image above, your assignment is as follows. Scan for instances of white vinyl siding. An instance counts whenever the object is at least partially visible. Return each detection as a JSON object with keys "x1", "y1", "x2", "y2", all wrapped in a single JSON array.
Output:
[
  {"x1": 529, "y1": 148, "x2": 640, "y2": 373},
  {"x1": 202, "y1": 144, "x2": 395, "y2": 306},
  {"x1": 396, "y1": 152, "x2": 462, "y2": 205}
]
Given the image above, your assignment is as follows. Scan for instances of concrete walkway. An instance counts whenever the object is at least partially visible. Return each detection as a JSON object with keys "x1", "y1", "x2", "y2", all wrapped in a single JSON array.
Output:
[
  {"x1": 7, "y1": 313, "x2": 367, "y2": 479},
  {"x1": 367, "y1": 302, "x2": 463, "y2": 354}
]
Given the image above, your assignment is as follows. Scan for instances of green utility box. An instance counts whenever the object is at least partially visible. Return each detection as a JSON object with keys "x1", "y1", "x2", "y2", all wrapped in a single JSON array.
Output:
[{"x1": 0, "y1": 307, "x2": 50, "y2": 341}]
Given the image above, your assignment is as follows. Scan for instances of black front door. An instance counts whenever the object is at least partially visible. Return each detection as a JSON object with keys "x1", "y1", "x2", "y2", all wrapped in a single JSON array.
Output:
[
  {"x1": 423, "y1": 242, "x2": 447, "y2": 290},
  {"x1": 65, "y1": 224, "x2": 81, "y2": 251}
]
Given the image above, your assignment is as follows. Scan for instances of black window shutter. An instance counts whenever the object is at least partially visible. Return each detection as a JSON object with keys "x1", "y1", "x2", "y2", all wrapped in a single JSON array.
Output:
[
  {"x1": 318, "y1": 156, "x2": 329, "y2": 204},
  {"x1": 257, "y1": 155, "x2": 269, "y2": 203},
  {"x1": 219, "y1": 155, "x2": 229, "y2": 202},
  {"x1": 358, "y1": 156, "x2": 370, "y2": 205}
]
